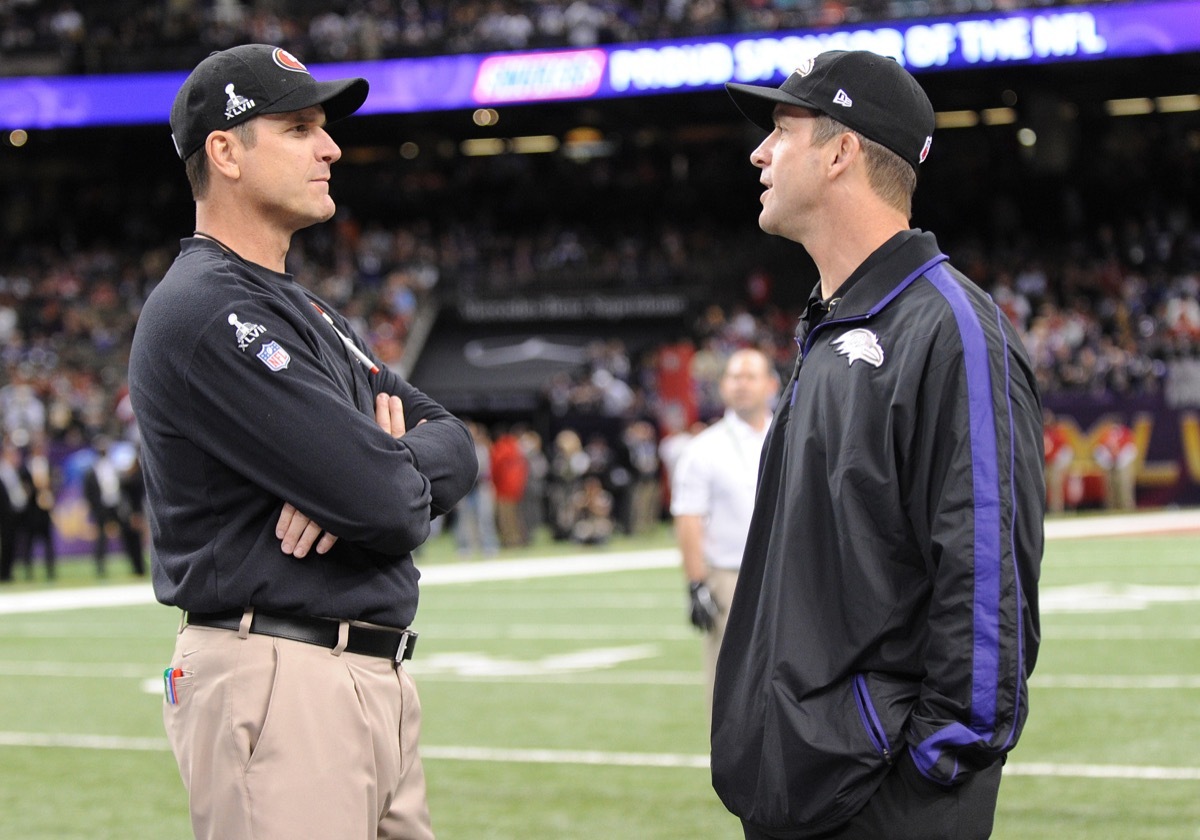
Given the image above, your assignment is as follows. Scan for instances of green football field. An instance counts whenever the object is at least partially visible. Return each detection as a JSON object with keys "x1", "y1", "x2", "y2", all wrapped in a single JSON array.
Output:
[{"x1": 0, "y1": 513, "x2": 1197, "y2": 839}]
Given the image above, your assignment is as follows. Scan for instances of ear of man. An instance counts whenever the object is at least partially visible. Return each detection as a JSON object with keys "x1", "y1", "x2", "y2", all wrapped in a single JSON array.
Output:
[
  {"x1": 825, "y1": 130, "x2": 862, "y2": 181},
  {"x1": 188, "y1": 120, "x2": 256, "y2": 200},
  {"x1": 206, "y1": 123, "x2": 256, "y2": 182}
]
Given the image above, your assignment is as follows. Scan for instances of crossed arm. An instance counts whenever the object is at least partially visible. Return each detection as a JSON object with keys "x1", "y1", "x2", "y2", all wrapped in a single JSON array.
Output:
[{"x1": 276, "y1": 392, "x2": 421, "y2": 557}]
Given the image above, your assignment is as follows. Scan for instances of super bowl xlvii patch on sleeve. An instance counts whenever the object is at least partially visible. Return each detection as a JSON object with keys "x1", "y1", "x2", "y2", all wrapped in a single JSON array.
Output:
[{"x1": 228, "y1": 312, "x2": 267, "y2": 351}]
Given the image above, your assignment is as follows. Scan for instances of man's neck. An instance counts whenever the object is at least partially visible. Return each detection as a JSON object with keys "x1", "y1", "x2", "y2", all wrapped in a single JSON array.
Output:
[
  {"x1": 811, "y1": 223, "x2": 907, "y2": 300},
  {"x1": 801, "y1": 195, "x2": 910, "y2": 300},
  {"x1": 733, "y1": 409, "x2": 770, "y2": 432},
  {"x1": 194, "y1": 205, "x2": 291, "y2": 272}
]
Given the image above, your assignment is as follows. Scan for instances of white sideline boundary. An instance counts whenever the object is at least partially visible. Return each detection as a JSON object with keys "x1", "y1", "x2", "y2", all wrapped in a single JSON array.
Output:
[
  {"x1": 0, "y1": 549, "x2": 679, "y2": 615},
  {"x1": 0, "y1": 731, "x2": 1197, "y2": 782},
  {"x1": 0, "y1": 510, "x2": 1195, "y2": 616}
]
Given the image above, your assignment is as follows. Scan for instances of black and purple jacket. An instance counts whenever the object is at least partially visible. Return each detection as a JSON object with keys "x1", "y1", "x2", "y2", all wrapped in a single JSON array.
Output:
[{"x1": 711, "y1": 229, "x2": 1043, "y2": 836}]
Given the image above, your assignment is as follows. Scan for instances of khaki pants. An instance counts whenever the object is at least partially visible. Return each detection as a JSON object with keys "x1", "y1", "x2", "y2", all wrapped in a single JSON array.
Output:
[
  {"x1": 165, "y1": 622, "x2": 433, "y2": 840},
  {"x1": 704, "y1": 567, "x2": 740, "y2": 720},
  {"x1": 496, "y1": 498, "x2": 526, "y2": 547}
]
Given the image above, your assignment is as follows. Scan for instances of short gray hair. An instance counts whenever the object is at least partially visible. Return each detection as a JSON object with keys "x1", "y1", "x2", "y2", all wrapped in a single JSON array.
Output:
[
  {"x1": 809, "y1": 114, "x2": 917, "y2": 218},
  {"x1": 184, "y1": 120, "x2": 257, "y2": 200}
]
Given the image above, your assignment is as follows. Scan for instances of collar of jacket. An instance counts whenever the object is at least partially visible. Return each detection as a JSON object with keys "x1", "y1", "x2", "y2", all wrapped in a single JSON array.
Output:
[{"x1": 799, "y1": 229, "x2": 948, "y2": 358}]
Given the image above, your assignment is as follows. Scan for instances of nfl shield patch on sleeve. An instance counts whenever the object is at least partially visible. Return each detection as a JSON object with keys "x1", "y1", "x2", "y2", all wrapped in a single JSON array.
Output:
[{"x1": 256, "y1": 340, "x2": 291, "y2": 371}]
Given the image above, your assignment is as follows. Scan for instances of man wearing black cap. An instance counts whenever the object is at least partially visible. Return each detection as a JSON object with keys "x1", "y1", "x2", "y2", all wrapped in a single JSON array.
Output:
[
  {"x1": 712, "y1": 51, "x2": 1044, "y2": 839},
  {"x1": 129, "y1": 45, "x2": 476, "y2": 840}
]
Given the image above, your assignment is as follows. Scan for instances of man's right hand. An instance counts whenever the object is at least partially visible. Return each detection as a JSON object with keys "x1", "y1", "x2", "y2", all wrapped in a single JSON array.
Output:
[{"x1": 688, "y1": 580, "x2": 719, "y2": 632}]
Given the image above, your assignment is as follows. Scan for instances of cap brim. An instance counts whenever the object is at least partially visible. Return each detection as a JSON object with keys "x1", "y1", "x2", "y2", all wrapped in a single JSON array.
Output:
[
  {"x1": 259, "y1": 77, "x2": 369, "y2": 124},
  {"x1": 726, "y1": 82, "x2": 822, "y2": 132}
]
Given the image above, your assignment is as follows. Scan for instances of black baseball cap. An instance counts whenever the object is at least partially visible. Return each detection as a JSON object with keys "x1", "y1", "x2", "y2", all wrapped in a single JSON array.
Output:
[
  {"x1": 170, "y1": 44, "x2": 369, "y2": 160},
  {"x1": 726, "y1": 50, "x2": 934, "y2": 172}
]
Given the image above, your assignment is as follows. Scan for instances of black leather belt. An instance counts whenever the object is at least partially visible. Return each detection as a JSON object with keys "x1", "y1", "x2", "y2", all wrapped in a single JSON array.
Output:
[{"x1": 186, "y1": 609, "x2": 417, "y2": 663}]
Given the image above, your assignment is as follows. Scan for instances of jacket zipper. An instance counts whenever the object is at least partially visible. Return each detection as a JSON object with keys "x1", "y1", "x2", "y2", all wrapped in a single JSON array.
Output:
[{"x1": 852, "y1": 674, "x2": 894, "y2": 764}]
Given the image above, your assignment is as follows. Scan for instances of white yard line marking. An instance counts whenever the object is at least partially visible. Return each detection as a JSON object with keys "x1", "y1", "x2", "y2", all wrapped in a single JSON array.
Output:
[
  {"x1": 0, "y1": 661, "x2": 150, "y2": 678},
  {"x1": 0, "y1": 731, "x2": 168, "y2": 751},
  {"x1": 1031, "y1": 675, "x2": 1200, "y2": 689},
  {"x1": 419, "y1": 550, "x2": 678, "y2": 584},
  {"x1": 1, "y1": 731, "x2": 1197, "y2": 782},
  {"x1": 406, "y1": 670, "x2": 703, "y2": 685},
  {"x1": 1045, "y1": 625, "x2": 1200, "y2": 640},
  {"x1": 1041, "y1": 583, "x2": 1200, "y2": 613},
  {"x1": 421, "y1": 746, "x2": 710, "y2": 768},
  {"x1": 0, "y1": 584, "x2": 157, "y2": 615},
  {"x1": 421, "y1": 624, "x2": 695, "y2": 640},
  {"x1": 414, "y1": 645, "x2": 660, "y2": 677},
  {"x1": 1003, "y1": 763, "x2": 1200, "y2": 781},
  {"x1": 1042, "y1": 510, "x2": 1200, "y2": 540},
  {"x1": 0, "y1": 552, "x2": 678, "y2": 616}
]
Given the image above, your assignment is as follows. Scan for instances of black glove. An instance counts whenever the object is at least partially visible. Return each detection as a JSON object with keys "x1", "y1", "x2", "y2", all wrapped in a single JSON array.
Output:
[{"x1": 688, "y1": 580, "x2": 719, "y2": 632}]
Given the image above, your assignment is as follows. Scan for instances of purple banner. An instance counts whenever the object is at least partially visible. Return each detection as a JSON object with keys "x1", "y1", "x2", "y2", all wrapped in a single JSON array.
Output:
[{"x1": 1, "y1": 0, "x2": 1199, "y2": 130}]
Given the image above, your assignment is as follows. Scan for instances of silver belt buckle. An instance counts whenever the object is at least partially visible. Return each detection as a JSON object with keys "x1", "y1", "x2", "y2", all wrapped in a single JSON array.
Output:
[{"x1": 395, "y1": 629, "x2": 418, "y2": 663}]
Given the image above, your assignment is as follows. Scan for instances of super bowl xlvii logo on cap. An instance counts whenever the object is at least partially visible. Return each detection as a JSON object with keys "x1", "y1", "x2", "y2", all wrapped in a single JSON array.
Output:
[
  {"x1": 920, "y1": 136, "x2": 933, "y2": 164},
  {"x1": 831, "y1": 328, "x2": 885, "y2": 368},
  {"x1": 794, "y1": 57, "x2": 816, "y2": 76},
  {"x1": 228, "y1": 313, "x2": 267, "y2": 351},
  {"x1": 257, "y1": 341, "x2": 292, "y2": 371},
  {"x1": 272, "y1": 48, "x2": 308, "y2": 72},
  {"x1": 224, "y1": 83, "x2": 255, "y2": 120}
]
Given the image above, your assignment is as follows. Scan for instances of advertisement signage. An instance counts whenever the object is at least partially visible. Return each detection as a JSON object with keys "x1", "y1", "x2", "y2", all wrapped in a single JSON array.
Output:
[{"x1": 1, "y1": 0, "x2": 1198, "y2": 129}]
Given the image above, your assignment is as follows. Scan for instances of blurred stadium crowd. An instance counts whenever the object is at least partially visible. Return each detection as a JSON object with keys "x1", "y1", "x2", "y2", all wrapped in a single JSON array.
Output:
[
  {"x1": 3, "y1": 128, "x2": 1197, "y2": 448},
  {"x1": 1, "y1": 0, "x2": 1197, "y2": 571}
]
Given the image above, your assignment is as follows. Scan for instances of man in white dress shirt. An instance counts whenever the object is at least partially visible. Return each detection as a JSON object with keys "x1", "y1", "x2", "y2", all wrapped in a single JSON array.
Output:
[{"x1": 671, "y1": 348, "x2": 778, "y2": 713}]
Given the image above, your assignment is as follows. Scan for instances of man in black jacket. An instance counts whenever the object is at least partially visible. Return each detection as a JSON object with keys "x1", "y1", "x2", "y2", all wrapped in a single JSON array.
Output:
[
  {"x1": 82, "y1": 437, "x2": 144, "y2": 577},
  {"x1": 714, "y1": 51, "x2": 1044, "y2": 839},
  {"x1": 0, "y1": 437, "x2": 24, "y2": 582},
  {"x1": 129, "y1": 44, "x2": 476, "y2": 840}
]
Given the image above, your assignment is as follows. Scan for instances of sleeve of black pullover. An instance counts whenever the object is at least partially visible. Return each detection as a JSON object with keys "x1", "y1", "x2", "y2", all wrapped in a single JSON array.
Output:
[
  {"x1": 903, "y1": 281, "x2": 1044, "y2": 787},
  {"x1": 180, "y1": 296, "x2": 474, "y2": 556},
  {"x1": 357, "y1": 339, "x2": 477, "y2": 518}
]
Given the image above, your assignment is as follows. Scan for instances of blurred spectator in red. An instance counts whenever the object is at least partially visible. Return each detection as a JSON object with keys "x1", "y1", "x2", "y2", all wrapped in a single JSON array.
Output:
[
  {"x1": 1164, "y1": 275, "x2": 1200, "y2": 340},
  {"x1": 655, "y1": 339, "x2": 697, "y2": 430},
  {"x1": 1093, "y1": 419, "x2": 1139, "y2": 510},
  {"x1": 490, "y1": 426, "x2": 529, "y2": 547},
  {"x1": 1042, "y1": 409, "x2": 1074, "y2": 514}
]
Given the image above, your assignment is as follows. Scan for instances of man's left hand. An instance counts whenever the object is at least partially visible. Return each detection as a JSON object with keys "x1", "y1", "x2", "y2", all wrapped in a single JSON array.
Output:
[
  {"x1": 689, "y1": 580, "x2": 719, "y2": 632},
  {"x1": 276, "y1": 502, "x2": 338, "y2": 557}
]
